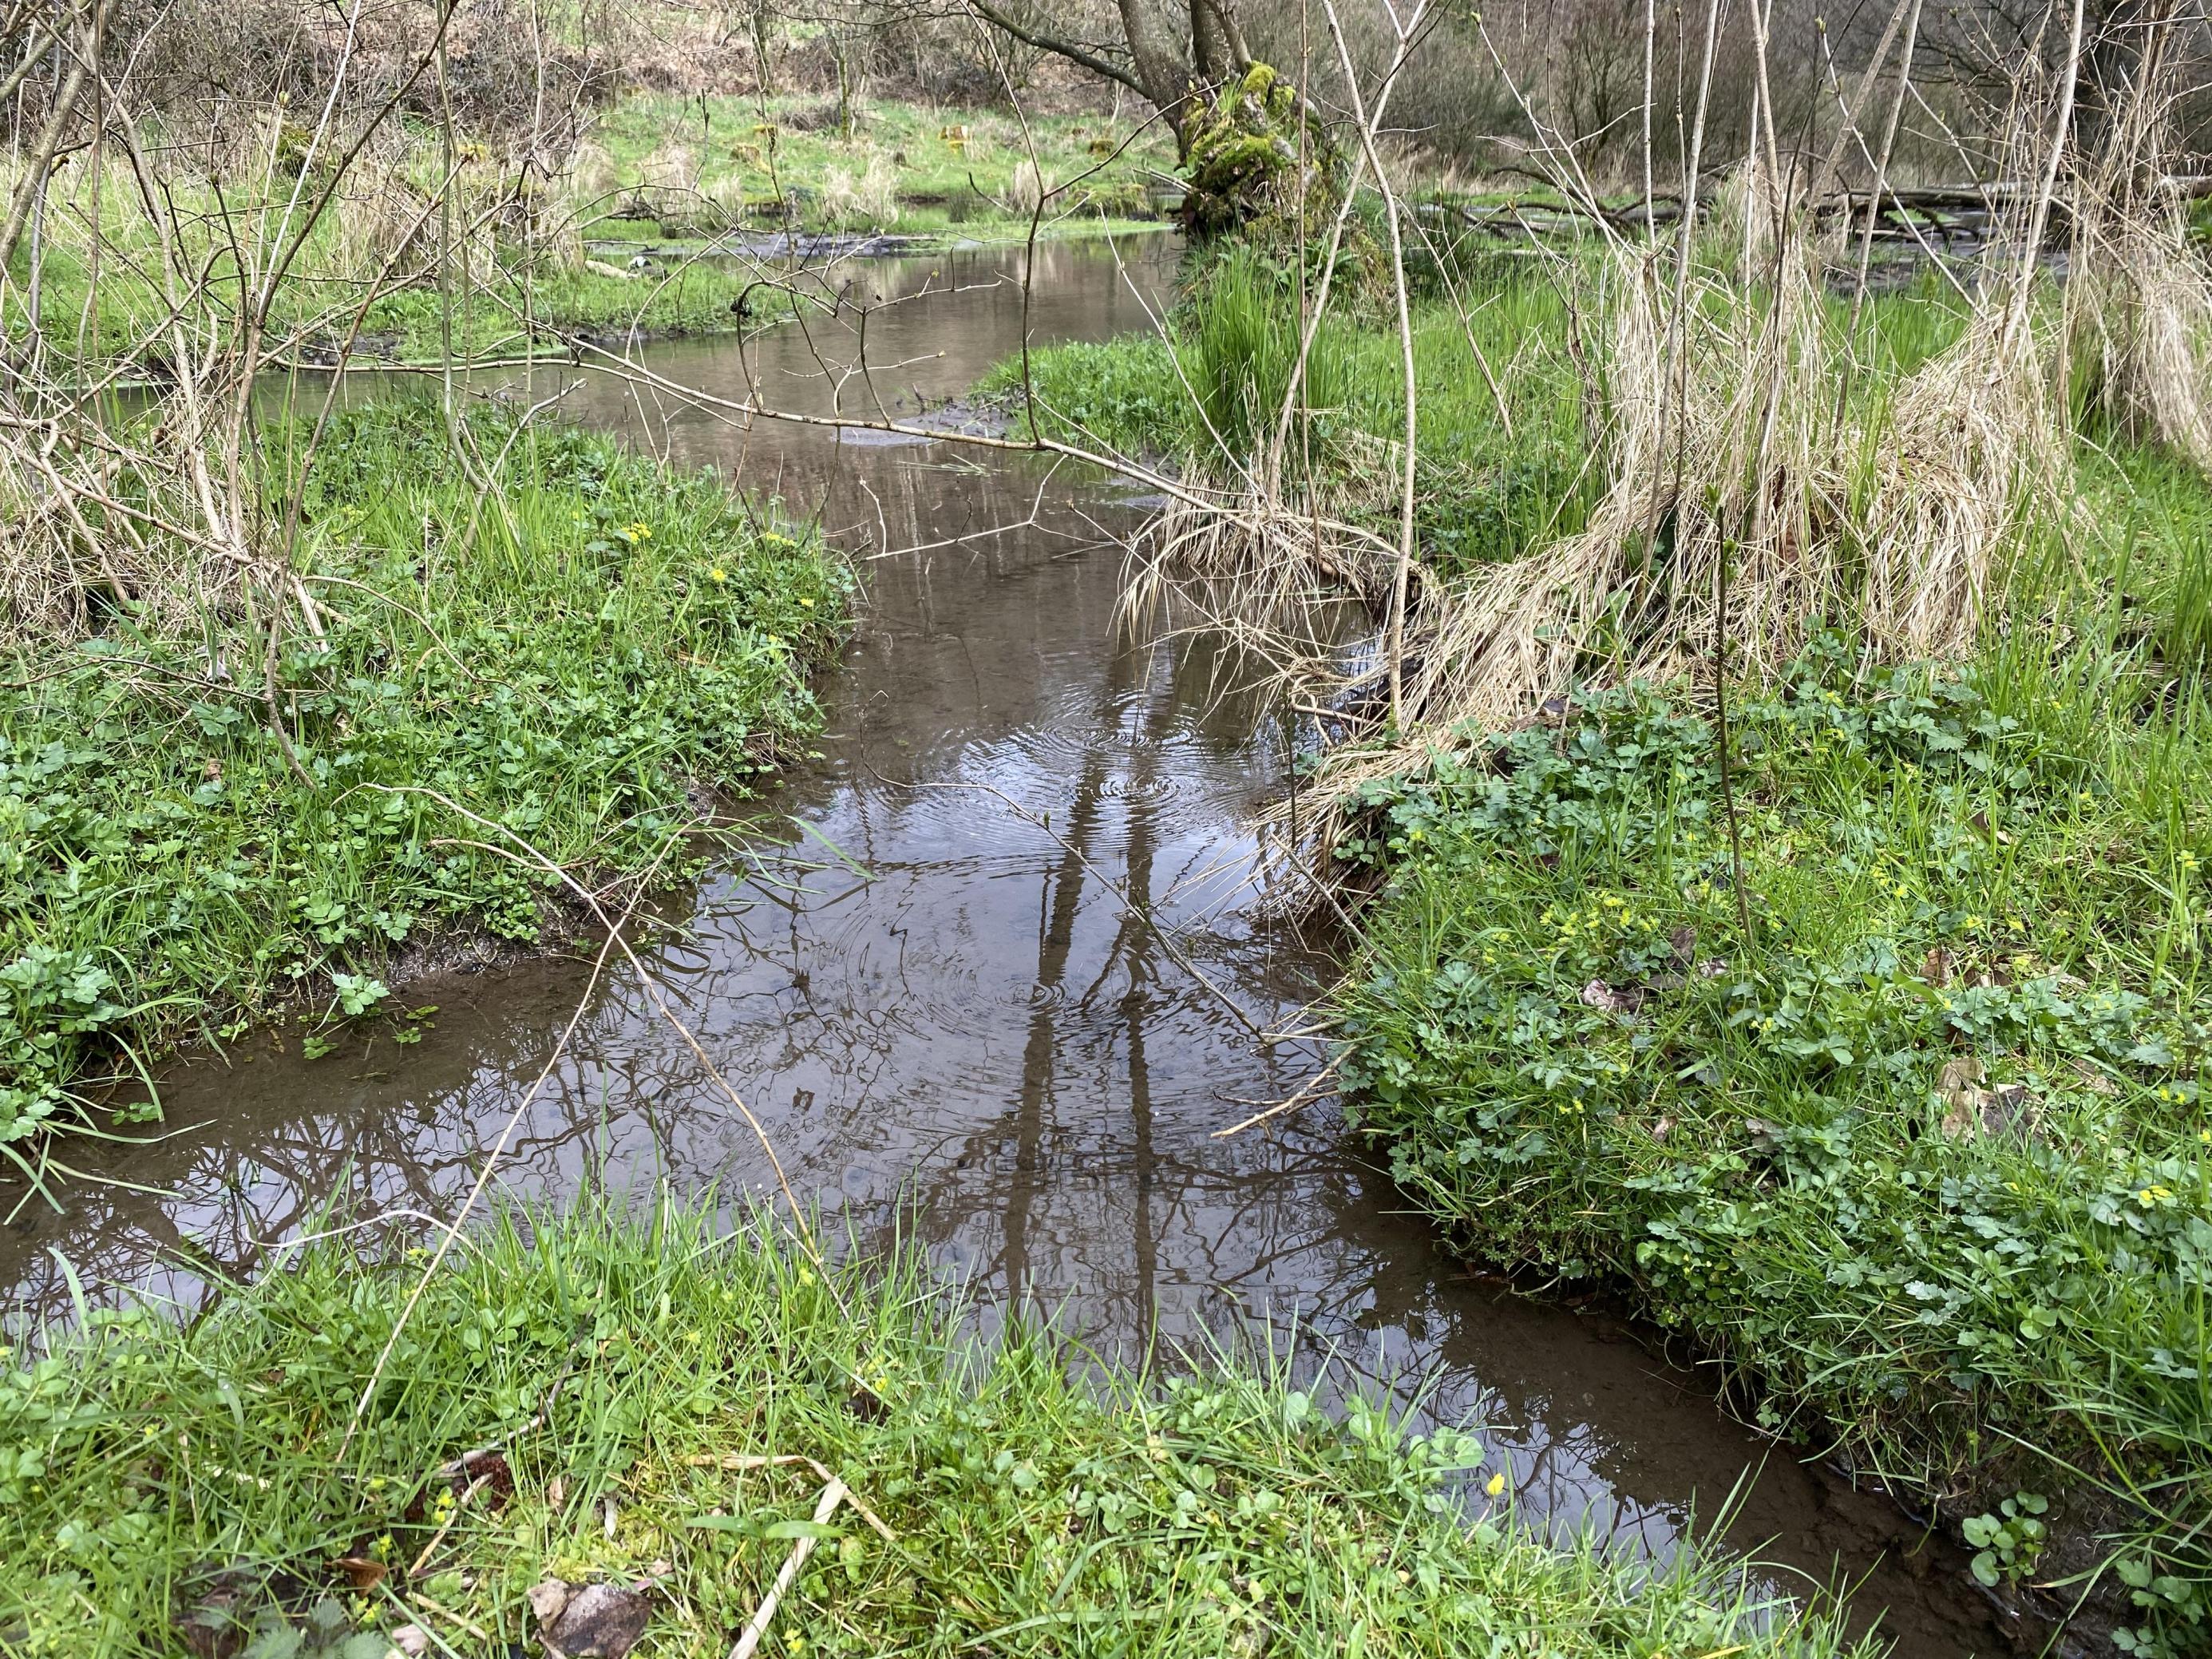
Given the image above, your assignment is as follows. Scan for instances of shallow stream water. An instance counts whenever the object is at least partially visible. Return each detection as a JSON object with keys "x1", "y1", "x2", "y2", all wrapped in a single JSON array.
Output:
[{"x1": 3, "y1": 235, "x2": 2013, "y2": 1657}]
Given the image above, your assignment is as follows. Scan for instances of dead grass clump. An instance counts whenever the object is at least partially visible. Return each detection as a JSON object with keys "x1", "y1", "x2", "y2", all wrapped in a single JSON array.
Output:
[
  {"x1": 2069, "y1": 202, "x2": 2212, "y2": 470},
  {"x1": 1858, "y1": 308, "x2": 2060, "y2": 651},
  {"x1": 0, "y1": 413, "x2": 249, "y2": 647},
  {"x1": 1136, "y1": 231, "x2": 2060, "y2": 838},
  {"x1": 698, "y1": 172, "x2": 752, "y2": 228},
  {"x1": 320, "y1": 160, "x2": 437, "y2": 282},
  {"x1": 1370, "y1": 246, "x2": 2054, "y2": 754},
  {"x1": 1001, "y1": 158, "x2": 1050, "y2": 217},
  {"x1": 821, "y1": 152, "x2": 900, "y2": 230},
  {"x1": 529, "y1": 137, "x2": 621, "y2": 263}
]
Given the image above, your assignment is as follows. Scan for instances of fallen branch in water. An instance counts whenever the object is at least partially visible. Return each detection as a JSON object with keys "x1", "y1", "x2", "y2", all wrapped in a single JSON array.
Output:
[{"x1": 1213, "y1": 1052, "x2": 1343, "y2": 1138}]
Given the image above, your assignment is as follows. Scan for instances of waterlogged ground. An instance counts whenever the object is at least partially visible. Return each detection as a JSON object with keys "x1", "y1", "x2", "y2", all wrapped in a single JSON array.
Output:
[{"x1": 3, "y1": 236, "x2": 2011, "y2": 1656}]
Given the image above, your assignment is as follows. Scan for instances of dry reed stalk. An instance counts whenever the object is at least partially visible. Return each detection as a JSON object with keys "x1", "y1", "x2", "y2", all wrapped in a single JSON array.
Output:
[
  {"x1": 2064, "y1": 46, "x2": 2212, "y2": 473},
  {"x1": 822, "y1": 150, "x2": 900, "y2": 228},
  {"x1": 0, "y1": 407, "x2": 255, "y2": 646},
  {"x1": 1277, "y1": 220, "x2": 2059, "y2": 833},
  {"x1": 2071, "y1": 211, "x2": 2212, "y2": 469},
  {"x1": 320, "y1": 157, "x2": 437, "y2": 281}
]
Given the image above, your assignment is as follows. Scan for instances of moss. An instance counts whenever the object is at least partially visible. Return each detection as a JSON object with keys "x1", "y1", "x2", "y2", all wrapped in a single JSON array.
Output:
[{"x1": 1177, "y1": 62, "x2": 1339, "y2": 241}]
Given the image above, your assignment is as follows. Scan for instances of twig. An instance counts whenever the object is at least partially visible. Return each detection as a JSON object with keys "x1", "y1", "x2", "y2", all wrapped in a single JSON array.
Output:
[
  {"x1": 406, "y1": 1472, "x2": 489, "y2": 1579},
  {"x1": 727, "y1": 1479, "x2": 852, "y2": 1659},
  {"x1": 684, "y1": 1454, "x2": 895, "y2": 1541},
  {"x1": 1213, "y1": 1053, "x2": 1343, "y2": 1138},
  {"x1": 334, "y1": 833, "x2": 675, "y2": 1463}
]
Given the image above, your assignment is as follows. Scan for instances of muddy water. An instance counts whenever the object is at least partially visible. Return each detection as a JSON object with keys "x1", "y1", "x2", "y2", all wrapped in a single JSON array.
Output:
[{"x1": 3, "y1": 237, "x2": 2007, "y2": 1656}]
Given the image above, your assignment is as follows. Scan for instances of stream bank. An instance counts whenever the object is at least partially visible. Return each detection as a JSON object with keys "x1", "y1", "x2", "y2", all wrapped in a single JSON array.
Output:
[{"x1": 2, "y1": 236, "x2": 2017, "y2": 1657}]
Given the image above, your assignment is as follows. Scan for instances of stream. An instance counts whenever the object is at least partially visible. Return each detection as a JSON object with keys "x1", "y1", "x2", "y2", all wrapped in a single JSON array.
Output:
[{"x1": 2, "y1": 235, "x2": 2012, "y2": 1657}]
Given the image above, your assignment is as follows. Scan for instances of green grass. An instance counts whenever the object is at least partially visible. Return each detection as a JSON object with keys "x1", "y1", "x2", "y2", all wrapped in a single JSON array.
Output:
[
  {"x1": 1335, "y1": 617, "x2": 2212, "y2": 1652},
  {"x1": 992, "y1": 236, "x2": 2212, "y2": 1649},
  {"x1": 0, "y1": 400, "x2": 848, "y2": 1165},
  {"x1": 988, "y1": 247, "x2": 1596, "y2": 572},
  {"x1": 0, "y1": 1198, "x2": 1878, "y2": 1659},
  {"x1": 992, "y1": 245, "x2": 1988, "y2": 579},
  {"x1": 592, "y1": 92, "x2": 1173, "y2": 241}
]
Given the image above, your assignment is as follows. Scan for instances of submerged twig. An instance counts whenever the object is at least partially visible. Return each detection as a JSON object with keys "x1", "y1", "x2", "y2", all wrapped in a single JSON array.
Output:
[{"x1": 1213, "y1": 1052, "x2": 1343, "y2": 1138}]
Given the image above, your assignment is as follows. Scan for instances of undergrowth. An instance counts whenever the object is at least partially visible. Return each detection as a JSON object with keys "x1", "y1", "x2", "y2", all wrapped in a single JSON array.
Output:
[
  {"x1": 0, "y1": 1198, "x2": 1877, "y2": 1659},
  {"x1": 992, "y1": 246, "x2": 1988, "y2": 586},
  {"x1": 1337, "y1": 630, "x2": 2212, "y2": 1654},
  {"x1": 989, "y1": 248, "x2": 1593, "y2": 574},
  {"x1": 0, "y1": 402, "x2": 848, "y2": 1164}
]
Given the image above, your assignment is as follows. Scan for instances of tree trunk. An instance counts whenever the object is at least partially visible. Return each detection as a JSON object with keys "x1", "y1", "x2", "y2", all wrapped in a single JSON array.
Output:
[{"x1": 1117, "y1": 0, "x2": 1197, "y2": 140}]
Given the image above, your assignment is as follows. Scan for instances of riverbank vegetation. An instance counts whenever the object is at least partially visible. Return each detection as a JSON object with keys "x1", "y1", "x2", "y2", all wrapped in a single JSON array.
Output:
[
  {"x1": 17, "y1": 93, "x2": 1172, "y2": 367},
  {"x1": 979, "y1": 8, "x2": 2212, "y2": 1653},
  {"x1": 10, "y1": 0, "x2": 2212, "y2": 1652},
  {"x1": 0, "y1": 1200, "x2": 1876, "y2": 1659},
  {"x1": 0, "y1": 401, "x2": 847, "y2": 1174}
]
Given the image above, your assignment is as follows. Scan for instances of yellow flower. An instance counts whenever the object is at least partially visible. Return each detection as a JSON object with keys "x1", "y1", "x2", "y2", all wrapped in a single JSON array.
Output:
[
  {"x1": 709, "y1": 567, "x2": 728, "y2": 584},
  {"x1": 1485, "y1": 1471, "x2": 1507, "y2": 1497},
  {"x1": 797, "y1": 596, "x2": 815, "y2": 608}
]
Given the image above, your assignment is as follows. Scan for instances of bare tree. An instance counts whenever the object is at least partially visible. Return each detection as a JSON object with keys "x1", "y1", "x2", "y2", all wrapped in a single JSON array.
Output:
[{"x1": 965, "y1": 0, "x2": 1252, "y2": 145}]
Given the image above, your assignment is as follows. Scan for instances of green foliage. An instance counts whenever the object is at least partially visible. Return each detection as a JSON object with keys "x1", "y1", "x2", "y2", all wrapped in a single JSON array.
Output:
[
  {"x1": 1000, "y1": 254, "x2": 1590, "y2": 567},
  {"x1": 981, "y1": 330, "x2": 1187, "y2": 454},
  {"x1": 1185, "y1": 244, "x2": 1354, "y2": 459},
  {"x1": 597, "y1": 93, "x2": 1173, "y2": 241},
  {"x1": 0, "y1": 1199, "x2": 1875, "y2": 1658},
  {"x1": 13, "y1": 97, "x2": 1170, "y2": 369},
  {"x1": 1962, "y1": 1491, "x2": 2048, "y2": 1586},
  {"x1": 1339, "y1": 636, "x2": 2212, "y2": 1652},
  {"x1": 1177, "y1": 64, "x2": 1336, "y2": 241},
  {"x1": 0, "y1": 402, "x2": 848, "y2": 1152}
]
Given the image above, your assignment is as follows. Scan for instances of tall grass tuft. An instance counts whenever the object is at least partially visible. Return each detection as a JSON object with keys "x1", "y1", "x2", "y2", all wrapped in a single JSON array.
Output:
[
  {"x1": 821, "y1": 149, "x2": 900, "y2": 230},
  {"x1": 2071, "y1": 200, "x2": 2212, "y2": 472},
  {"x1": 1189, "y1": 245, "x2": 1355, "y2": 461}
]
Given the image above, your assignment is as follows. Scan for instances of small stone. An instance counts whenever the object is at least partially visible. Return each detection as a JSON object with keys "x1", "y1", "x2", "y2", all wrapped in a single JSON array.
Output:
[{"x1": 539, "y1": 1582, "x2": 652, "y2": 1659}]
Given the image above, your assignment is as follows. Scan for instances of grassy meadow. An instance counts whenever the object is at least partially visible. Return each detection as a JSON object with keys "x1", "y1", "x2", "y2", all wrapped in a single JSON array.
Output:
[
  {"x1": 0, "y1": 1199, "x2": 1878, "y2": 1659},
  {"x1": 0, "y1": 401, "x2": 847, "y2": 1173},
  {"x1": 591, "y1": 93, "x2": 1173, "y2": 241}
]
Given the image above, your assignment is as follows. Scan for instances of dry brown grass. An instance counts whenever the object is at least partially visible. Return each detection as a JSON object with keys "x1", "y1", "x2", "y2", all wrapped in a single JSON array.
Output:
[
  {"x1": 1123, "y1": 218, "x2": 2064, "y2": 849},
  {"x1": 0, "y1": 414, "x2": 252, "y2": 647},
  {"x1": 1329, "y1": 246, "x2": 2055, "y2": 795},
  {"x1": 821, "y1": 151, "x2": 900, "y2": 229},
  {"x1": 2070, "y1": 199, "x2": 2212, "y2": 470}
]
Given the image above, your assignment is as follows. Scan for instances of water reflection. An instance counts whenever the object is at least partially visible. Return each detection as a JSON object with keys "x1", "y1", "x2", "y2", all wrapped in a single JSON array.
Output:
[{"x1": 3, "y1": 234, "x2": 2003, "y2": 1657}]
